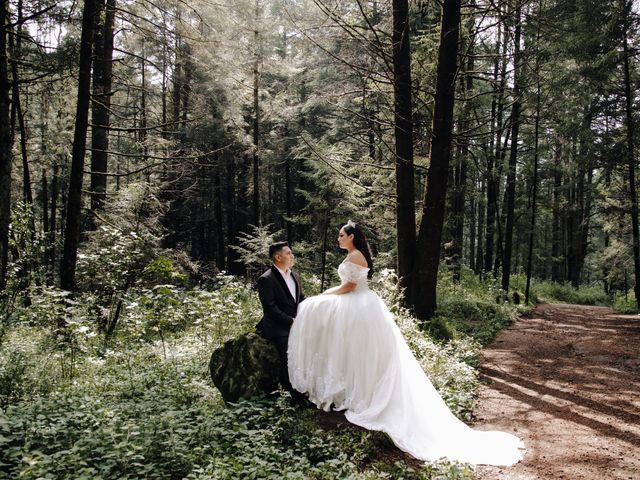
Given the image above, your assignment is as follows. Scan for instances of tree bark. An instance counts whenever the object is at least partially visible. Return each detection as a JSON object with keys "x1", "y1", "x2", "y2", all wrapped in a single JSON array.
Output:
[
  {"x1": 42, "y1": 168, "x2": 49, "y2": 270},
  {"x1": 568, "y1": 109, "x2": 592, "y2": 287},
  {"x1": 90, "y1": 0, "x2": 115, "y2": 216},
  {"x1": 451, "y1": 15, "x2": 474, "y2": 283},
  {"x1": 9, "y1": 1, "x2": 32, "y2": 207},
  {"x1": 412, "y1": 0, "x2": 461, "y2": 319},
  {"x1": 172, "y1": 26, "x2": 182, "y2": 135},
  {"x1": 139, "y1": 40, "x2": 148, "y2": 164},
  {"x1": 50, "y1": 163, "x2": 58, "y2": 277},
  {"x1": 469, "y1": 189, "x2": 476, "y2": 272},
  {"x1": 622, "y1": 0, "x2": 640, "y2": 309},
  {"x1": 484, "y1": 17, "x2": 504, "y2": 274},
  {"x1": 0, "y1": 0, "x2": 12, "y2": 290},
  {"x1": 180, "y1": 42, "x2": 192, "y2": 129},
  {"x1": 60, "y1": 0, "x2": 97, "y2": 291},
  {"x1": 525, "y1": 9, "x2": 542, "y2": 304},
  {"x1": 225, "y1": 153, "x2": 240, "y2": 274},
  {"x1": 285, "y1": 155, "x2": 292, "y2": 243},
  {"x1": 475, "y1": 174, "x2": 485, "y2": 274},
  {"x1": 392, "y1": 0, "x2": 416, "y2": 298},
  {"x1": 501, "y1": 3, "x2": 522, "y2": 294},
  {"x1": 551, "y1": 139, "x2": 563, "y2": 282},
  {"x1": 252, "y1": 1, "x2": 261, "y2": 226},
  {"x1": 213, "y1": 164, "x2": 225, "y2": 270}
]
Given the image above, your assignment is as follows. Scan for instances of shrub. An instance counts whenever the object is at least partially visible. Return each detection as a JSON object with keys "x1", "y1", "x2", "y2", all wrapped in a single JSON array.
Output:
[
  {"x1": 2, "y1": 253, "x2": 525, "y2": 480},
  {"x1": 612, "y1": 291, "x2": 638, "y2": 313},
  {"x1": 139, "y1": 256, "x2": 188, "y2": 287},
  {"x1": 532, "y1": 281, "x2": 609, "y2": 306},
  {"x1": 436, "y1": 297, "x2": 516, "y2": 345}
]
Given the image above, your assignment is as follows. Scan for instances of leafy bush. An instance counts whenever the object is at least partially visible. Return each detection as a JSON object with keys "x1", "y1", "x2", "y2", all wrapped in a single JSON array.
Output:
[
  {"x1": 122, "y1": 275, "x2": 260, "y2": 350},
  {"x1": 0, "y1": 345, "x2": 473, "y2": 480},
  {"x1": 435, "y1": 297, "x2": 516, "y2": 345},
  {"x1": 0, "y1": 352, "x2": 219, "y2": 479},
  {"x1": 3, "y1": 238, "x2": 531, "y2": 480},
  {"x1": 532, "y1": 281, "x2": 610, "y2": 306},
  {"x1": 139, "y1": 256, "x2": 188, "y2": 287},
  {"x1": 231, "y1": 224, "x2": 285, "y2": 279},
  {"x1": 612, "y1": 291, "x2": 638, "y2": 313}
]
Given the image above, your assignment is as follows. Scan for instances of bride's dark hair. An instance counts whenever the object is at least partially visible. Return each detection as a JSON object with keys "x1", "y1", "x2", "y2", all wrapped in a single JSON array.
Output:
[{"x1": 342, "y1": 221, "x2": 374, "y2": 279}]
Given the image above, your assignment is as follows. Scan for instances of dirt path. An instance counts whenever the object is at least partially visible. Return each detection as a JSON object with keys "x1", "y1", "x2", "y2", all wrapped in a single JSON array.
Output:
[{"x1": 474, "y1": 303, "x2": 640, "y2": 480}]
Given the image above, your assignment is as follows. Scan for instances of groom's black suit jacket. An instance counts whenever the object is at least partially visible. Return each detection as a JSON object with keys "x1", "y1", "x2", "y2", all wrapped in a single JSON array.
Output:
[{"x1": 257, "y1": 265, "x2": 305, "y2": 339}]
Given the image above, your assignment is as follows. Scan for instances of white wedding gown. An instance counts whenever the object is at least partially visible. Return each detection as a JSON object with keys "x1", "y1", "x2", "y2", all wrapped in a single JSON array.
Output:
[{"x1": 288, "y1": 261, "x2": 524, "y2": 466}]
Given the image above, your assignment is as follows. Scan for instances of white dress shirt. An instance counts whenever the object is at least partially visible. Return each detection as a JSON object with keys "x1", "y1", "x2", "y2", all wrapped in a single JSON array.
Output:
[{"x1": 275, "y1": 265, "x2": 297, "y2": 300}]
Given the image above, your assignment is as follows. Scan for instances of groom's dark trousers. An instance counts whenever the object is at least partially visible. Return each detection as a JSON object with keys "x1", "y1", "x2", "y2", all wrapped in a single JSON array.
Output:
[{"x1": 257, "y1": 266, "x2": 305, "y2": 398}]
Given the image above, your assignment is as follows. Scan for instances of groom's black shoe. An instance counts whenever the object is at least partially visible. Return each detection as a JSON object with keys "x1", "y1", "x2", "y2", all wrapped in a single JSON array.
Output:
[
  {"x1": 293, "y1": 397, "x2": 316, "y2": 409},
  {"x1": 289, "y1": 391, "x2": 315, "y2": 409}
]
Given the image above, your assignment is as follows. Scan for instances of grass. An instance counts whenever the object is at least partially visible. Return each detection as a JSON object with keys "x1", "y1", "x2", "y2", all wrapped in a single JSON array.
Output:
[
  {"x1": 6, "y1": 258, "x2": 630, "y2": 478},
  {"x1": 529, "y1": 280, "x2": 610, "y2": 306},
  {"x1": 612, "y1": 291, "x2": 638, "y2": 314},
  {"x1": 0, "y1": 271, "x2": 481, "y2": 480}
]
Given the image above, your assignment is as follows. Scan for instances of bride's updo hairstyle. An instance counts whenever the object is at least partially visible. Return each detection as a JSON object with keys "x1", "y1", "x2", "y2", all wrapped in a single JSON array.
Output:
[{"x1": 342, "y1": 220, "x2": 374, "y2": 279}]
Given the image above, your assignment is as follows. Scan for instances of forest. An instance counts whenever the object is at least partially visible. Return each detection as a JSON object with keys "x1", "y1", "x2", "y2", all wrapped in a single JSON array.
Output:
[{"x1": 0, "y1": 0, "x2": 639, "y2": 478}]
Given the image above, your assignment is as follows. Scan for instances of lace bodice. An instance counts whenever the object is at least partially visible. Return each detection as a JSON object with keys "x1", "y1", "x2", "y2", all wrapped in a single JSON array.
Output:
[{"x1": 338, "y1": 261, "x2": 369, "y2": 289}]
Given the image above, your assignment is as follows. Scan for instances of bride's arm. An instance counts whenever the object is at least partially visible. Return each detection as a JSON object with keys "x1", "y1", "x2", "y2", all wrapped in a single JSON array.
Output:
[{"x1": 322, "y1": 281, "x2": 357, "y2": 295}]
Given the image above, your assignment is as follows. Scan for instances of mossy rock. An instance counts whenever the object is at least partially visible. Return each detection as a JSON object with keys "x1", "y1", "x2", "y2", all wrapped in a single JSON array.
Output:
[{"x1": 209, "y1": 332, "x2": 280, "y2": 402}]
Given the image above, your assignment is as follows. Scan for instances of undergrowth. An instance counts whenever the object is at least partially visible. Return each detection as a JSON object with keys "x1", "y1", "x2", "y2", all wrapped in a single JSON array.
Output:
[
  {"x1": 0, "y1": 208, "x2": 521, "y2": 480},
  {"x1": 530, "y1": 280, "x2": 610, "y2": 306},
  {"x1": 611, "y1": 291, "x2": 638, "y2": 313}
]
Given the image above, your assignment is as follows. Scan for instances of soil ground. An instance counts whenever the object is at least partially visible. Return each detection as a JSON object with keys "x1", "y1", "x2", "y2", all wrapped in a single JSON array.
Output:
[{"x1": 474, "y1": 303, "x2": 640, "y2": 480}]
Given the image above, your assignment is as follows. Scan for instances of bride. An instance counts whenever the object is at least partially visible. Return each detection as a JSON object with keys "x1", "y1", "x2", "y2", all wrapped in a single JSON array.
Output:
[{"x1": 287, "y1": 221, "x2": 524, "y2": 466}]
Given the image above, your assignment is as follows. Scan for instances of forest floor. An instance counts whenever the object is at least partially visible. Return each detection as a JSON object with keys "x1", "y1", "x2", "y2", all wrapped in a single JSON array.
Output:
[{"x1": 474, "y1": 303, "x2": 640, "y2": 480}]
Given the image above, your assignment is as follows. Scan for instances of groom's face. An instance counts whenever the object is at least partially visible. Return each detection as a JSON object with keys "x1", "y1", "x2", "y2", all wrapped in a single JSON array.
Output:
[{"x1": 275, "y1": 246, "x2": 295, "y2": 269}]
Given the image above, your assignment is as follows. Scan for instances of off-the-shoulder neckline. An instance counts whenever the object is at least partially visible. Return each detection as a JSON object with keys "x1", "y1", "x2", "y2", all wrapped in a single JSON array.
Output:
[{"x1": 341, "y1": 260, "x2": 369, "y2": 270}]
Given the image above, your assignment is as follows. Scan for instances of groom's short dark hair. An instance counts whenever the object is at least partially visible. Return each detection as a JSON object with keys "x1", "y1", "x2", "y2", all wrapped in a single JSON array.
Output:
[{"x1": 269, "y1": 241, "x2": 289, "y2": 259}]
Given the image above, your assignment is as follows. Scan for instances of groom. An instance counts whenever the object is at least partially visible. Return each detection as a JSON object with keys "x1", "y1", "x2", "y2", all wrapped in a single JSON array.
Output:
[{"x1": 257, "y1": 241, "x2": 307, "y2": 404}]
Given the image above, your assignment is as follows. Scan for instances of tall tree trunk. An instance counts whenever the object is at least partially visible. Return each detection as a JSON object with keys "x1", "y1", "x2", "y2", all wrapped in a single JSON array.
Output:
[
  {"x1": 172, "y1": 25, "x2": 182, "y2": 138},
  {"x1": 579, "y1": 166, "x2": 593, "y2": 276},
  {"x1": 90, "y1": 0, "x2": 115, "y2": 217},
  {"x1": 451, "y1": 149, "x2": 466, "y2": 284},
  {"x1": 491, "y1": 12, "x2": 510, "y2": 276},
  {"x1": 252, "y1": 1, "x2": 261, "y2": 226},
  {"x1": 180, "y1": 42, "x2": 192, "y2": 129},
  {"x1": 451, "y1": 15, "x2": 474, "y2": 283},
  {"x1": 60, "y1": 0, "x2": 97, "y2": 291},
  {"x1": 412, "y1": 0, "x2": 461, "y2": 319},
  {"x1": 551, "y1": 139, "x2": 563, "y2": 282},
  {"x1": 225, "y1": 154, "x2": 240, "y2": 274},
  {"x1": 475, "y1": 173, "x2": 485, "y2": 274},
  {"x1": 213, "y1": 164, "x2": 225, "y2": 270},
  {"x1": 252, "y1": 55, "x2": 260, "y2": 224},
  {"x1": 161, "y1": 15, "x2": 168, "y2": 141},
  {"x1": 622, "y1": 0, "x2": 640, "y2": 309},
  {"x1": 392, "y1": 0, "x2": 416, "y2": 298},
  {"x1": 469, "y1": 188, "x2": 476, "y2": 271},
  {"x1": 568, "y1": 110, "x2": 592, "y2": 287},
  {"x1": 484, "y1": 17, "x2": 503, "y2": 274},
  {"x1": 50, "y1": 163, "x2": 59, "y2": 277},
  {"x1": 285, "y1": 155, "x2": 292, "y2": 243},
  {"x1": 501, "y1": 3, "x2": 522, "y2": 294},
  {"x1": 228, "y1": 153, "x2": 249, "y2": 276},
  {"x1": 562, "y1": 161, "x2": 572, "y2": 280},
  {"x1": 139, "y1": 40, "x2": 148, "y2": 163},
  {"x1": 9, "y1": 1, "x2": 32, "y2": 207},
  {"x1": 525, "y1": 8, "x2": 542, "y2": 304},
  {"x1": 42, "y1": 168, "x2": 49, "y2": 254},
  {"x1": 0, "y1": 0, "x2": 13, "y2": 290}
]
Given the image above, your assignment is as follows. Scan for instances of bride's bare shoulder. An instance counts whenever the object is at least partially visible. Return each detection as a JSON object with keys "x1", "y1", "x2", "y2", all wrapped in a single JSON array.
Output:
[{"x1": 347, "y1": 250, "x2": 368, "y2": 268}]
